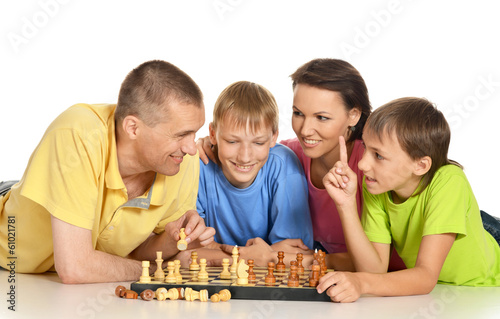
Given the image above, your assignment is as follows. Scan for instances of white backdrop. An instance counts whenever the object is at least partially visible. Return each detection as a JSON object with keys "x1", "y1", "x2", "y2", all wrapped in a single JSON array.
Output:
[{"x1": 1, "y1": 0, "x2": 499, "y2": 216}]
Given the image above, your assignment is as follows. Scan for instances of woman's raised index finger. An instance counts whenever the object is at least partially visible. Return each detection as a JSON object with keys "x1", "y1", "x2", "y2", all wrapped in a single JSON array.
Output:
[{"x1": 339, "y1": 136, "x2": 348, "y2": 164}]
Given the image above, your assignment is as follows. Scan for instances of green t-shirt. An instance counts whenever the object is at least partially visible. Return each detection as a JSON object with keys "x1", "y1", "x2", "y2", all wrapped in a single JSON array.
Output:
[{"x1": 362, "y1": 165, "x2": 499, "y2": 286}]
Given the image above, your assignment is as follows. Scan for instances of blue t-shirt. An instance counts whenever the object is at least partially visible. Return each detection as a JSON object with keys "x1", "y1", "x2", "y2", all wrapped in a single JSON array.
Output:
[{"x1": 197, "y1": 143, "x2": 313, "y2": 248}]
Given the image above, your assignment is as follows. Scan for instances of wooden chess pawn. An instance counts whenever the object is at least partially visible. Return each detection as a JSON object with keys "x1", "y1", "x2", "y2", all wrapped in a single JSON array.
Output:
[
  {"x1": 189, "y1": 251, "x2": 200, "y2": 271},
  {"x1": 276, "y1": 251, "x2": 286, "y2": 271},
  {"x1": 115, "y1": 285, "x2": 127, "y2": 297},
  {"x1": 185, "y1": 288, "x2": 209, "y2": 302},
  {"x1": 220, "y1": 258, "x2": 231, "y2": 280},
  {"x1": 174, "y1": 260, "x2": 183, "y2": 282},
  {"x1": 265, "y1": 262, "x2": 276, "y2": 286},
  {"x1": 140, "y1": 289, "x2": 154, "y2": 301},
  {"x1": 177, "y1": 228, "x2": 188, "y2": 250},
  {"x1": 124, "y1": 290, "x2": 138, "y2": 299},
  {"x1": 309, "y1": 263, "x2": 320, "y2": 287},
  {"x1": 198, "y1": 258, "x2": 209, "y2": 281},
  {"x1": 247, "y1": 259, "x2": 256, "y2": 282},
  {"x1": 139, "y1": 260, "x2": 151, "y2": 283},
  {"x1": 155, "y1": 287, "x2": 180, "y2": 301},
  {"x1": 296, "y1": 253, "x2": 305, "y2": 275},
  {"x1": 210, "y1": 289, "x2": 231, "y2": 302},
  {"x1": 154, "y1": 251, "x2": 165, "y2": 281},
  {"x1": 218, "y1": 289, "x2": 231, "y2": 301},
  {"x1": 287, "y1": 264, "x2": 299, "y2": 287},
  {"x1": 165, "y1": 261, "x2": 176, "y2": 283}
]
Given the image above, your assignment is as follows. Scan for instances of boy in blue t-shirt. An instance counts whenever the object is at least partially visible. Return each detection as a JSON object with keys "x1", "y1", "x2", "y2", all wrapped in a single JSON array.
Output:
[{"x1": 186, "y1": 81, "x2": 313, "y2": 266}]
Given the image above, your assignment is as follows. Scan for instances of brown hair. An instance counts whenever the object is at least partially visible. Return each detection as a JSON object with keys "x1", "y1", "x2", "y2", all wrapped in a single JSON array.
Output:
[
  {"x1": 365, "y1": 97, "x2": 461, "y2": 194},
  {"x1": 212, "y1": 81, "x2": 278, "y2": 134},
  {"x1": 115, "y1": 60, "x2": 203, "y2": 126},
  {"x1": 290, "y1": 58, "x2": 371, "y2": 143}
]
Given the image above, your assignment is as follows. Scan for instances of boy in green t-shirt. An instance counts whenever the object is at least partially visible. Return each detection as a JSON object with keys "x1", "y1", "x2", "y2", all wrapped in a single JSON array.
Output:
[{"x1": 318, "y1": 97, "x2": 500, "y2": 302}]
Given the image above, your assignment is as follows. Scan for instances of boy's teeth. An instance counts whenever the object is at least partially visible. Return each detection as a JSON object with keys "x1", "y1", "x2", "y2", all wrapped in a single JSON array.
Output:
[{"x1": 236, "y1": 164, "x2": 251, "y2": 169}]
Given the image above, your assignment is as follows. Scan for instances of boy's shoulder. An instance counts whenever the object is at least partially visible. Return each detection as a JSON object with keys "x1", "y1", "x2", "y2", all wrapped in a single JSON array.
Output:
[
  {"x1": 432, "y1": 164, "x2": 467, "y2": 182},
  {"x1": 268, "y1": 143, "x2": 300, "y2": 162}
]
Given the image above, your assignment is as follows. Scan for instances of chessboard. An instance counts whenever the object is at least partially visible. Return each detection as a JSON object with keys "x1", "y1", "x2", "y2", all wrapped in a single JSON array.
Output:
[{"x1": 130, "y1": 266, "x2": 332, "y2": 302}]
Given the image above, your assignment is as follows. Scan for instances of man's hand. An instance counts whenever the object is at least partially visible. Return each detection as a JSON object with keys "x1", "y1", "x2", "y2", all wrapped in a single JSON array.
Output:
[{"x1": 165, "y1": 210, "x2": 215, "y2": 249}]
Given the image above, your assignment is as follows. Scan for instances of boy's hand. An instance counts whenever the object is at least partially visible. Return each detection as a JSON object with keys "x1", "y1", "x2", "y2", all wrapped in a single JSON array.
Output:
[
  {"x1": 270, "y1": 239, "x2": 312, "y2": 254},
  {"x1": 196, "y1": 136, "x2": 216, "y2": 165},
  {"x1": 221, "y1": 238, "x2": 274, "y2": 266},
  {"x1": 323, "y1": 136, "x2": 358, "y2": 207},
  {"x1": 316, "y1": 271, "x2": 362, "y2": 303},
  {"x1": 165, "y1": 210, "x2": 216, "y2": 249}
]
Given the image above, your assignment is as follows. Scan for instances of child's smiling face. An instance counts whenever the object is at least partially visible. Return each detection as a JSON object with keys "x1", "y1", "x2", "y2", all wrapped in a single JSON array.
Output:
[
  {"x1": 358, "y1": 129, "x2": 425, "y2": 203},
  {"x1": 210, "y1": 117, "x2": 278, "y2": 189}
]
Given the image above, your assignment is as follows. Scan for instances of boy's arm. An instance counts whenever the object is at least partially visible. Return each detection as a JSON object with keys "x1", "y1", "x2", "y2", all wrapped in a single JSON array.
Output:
[
  {"x1": 317, "y1": 233, "x2": 455, "y2": 302},
  {"x1": 323, "y1": 136, "x2": 390, "y2": 272}
]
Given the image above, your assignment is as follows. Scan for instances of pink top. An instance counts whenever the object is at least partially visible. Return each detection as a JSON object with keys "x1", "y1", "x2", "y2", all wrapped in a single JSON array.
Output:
[
  {"x1": 281, "y1": 137, "x2": 406, "y2": 271},
  {"x1": 281, "y1": 138, "x2": 364, "y2": 253}
]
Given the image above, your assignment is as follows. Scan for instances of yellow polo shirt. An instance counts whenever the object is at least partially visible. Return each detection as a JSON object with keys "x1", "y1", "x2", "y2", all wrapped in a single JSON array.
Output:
[{"x1": 0, "y1": 104, "x2": 199, "y2": 273}]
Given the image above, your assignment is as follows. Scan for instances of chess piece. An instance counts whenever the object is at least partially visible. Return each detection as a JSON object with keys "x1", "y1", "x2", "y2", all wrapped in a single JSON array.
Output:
[
  {"x1": 276, "y1": 251, "x2": 286, "y2": 271},
  {"x1": 247, "y1": 259, "x2": 256, "y2": 282},
  {"x1": 140, "y1": 289, "x2": 154, "y2": 301},
  {"x1": 210, "y1": 293, "x2": 220, "y2": 302},
  {"x1": 155, "y1": 287, "x2": 180, "y2": 300},
  {"x1": 124, "y1": 290, "x2": 138, "y2": 299},
  {"x1": 296, "y1": 253, "x2": 305, "y2": 275},
  {"x1": 198, "y1": 258, "x2": 209, "y2": 281},
  {"x1": 319, "y1": 250, "x2": 327, "y2": 274},
  {"x1": 185, "y1": 288, "x2": 209, "y2": 302},
  {"x1": 265, "y1": 262, "x2": 276, "y2": 286},
  {"x1": 165, "y1": 261, "x2": 176, "y2": 283},
  {"x1": 155, "y1": 288, "x2": 168, "y2": 301},
  {"x1": 177, "y1": 228, "x2": 188, "y2": 250},
  {"x1": 174, "y1": 259, "x2": 183, "y2": 282},
  {"x1": 154, "y1": 251, "x2": 165, "y2": 281},
  {"x1": 139, "y1": 261, "x2": 151, "y2": 283},
  {"x1": 189, "y1": 251, "x2": 200, "y2": 270},
  {"x1": 287, "y1": 264, "x2": 299, "y2": 287},
  {"x1": 236, "y1": 259, "x2": 249, "y2": 285},
  {"x1": 220, "y1": 258, "x2": 231, "y2": 280},
  {"x1": 230, "y1": 246, "x2": 239, "y2": 275},
  {"x1": 115, "y1": 285, "x2": 127, "y2": 297},
  {"x1": 309, "y1": 263, "x2": 320, "y2": 287},
  {"x1": 218, "y1": 289, "x2": 231, "y2": 301}
]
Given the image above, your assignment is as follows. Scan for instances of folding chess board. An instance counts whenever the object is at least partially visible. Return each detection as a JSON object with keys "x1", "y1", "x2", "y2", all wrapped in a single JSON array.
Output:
[{"x1": 130, "y1": 266, "x2": 332, "y2": 302}]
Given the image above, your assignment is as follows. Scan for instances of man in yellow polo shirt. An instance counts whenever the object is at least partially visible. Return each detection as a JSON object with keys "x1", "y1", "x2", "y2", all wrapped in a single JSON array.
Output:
[{"x1": 0, "y1": 60, "x2": 215, "y2": 283}]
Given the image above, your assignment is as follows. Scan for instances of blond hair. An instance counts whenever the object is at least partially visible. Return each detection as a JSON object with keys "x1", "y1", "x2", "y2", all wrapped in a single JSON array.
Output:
[{"x1": 212, "y1": 81, "x2": 278, "y2": 134}]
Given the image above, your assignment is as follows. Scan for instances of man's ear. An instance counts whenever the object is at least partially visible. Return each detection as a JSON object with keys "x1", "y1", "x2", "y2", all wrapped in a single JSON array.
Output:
[
  {"x1": 122, "y1": 115, "x2": 141, "y2": 140},
  {"x1": 348, "y1": 107, "x2": 362, "y2": 127},
  {"x1": 208, "y1": 122, "x2": 217, "y2": 145},
  {"x1": 270, "y1": 129, "x2": 279, "y2": 148},
  {"x1": 414, "y1": 156, "x2": 432, "y2": 176}
]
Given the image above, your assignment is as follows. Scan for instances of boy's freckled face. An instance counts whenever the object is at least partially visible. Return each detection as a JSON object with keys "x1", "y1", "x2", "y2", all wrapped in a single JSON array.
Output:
[
  {"x1": 358, "y1": 129, "x2": 422, "y2": 202},
  {"x1": 212, "y1": 118, "x2": 277, "y2": 189}
]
